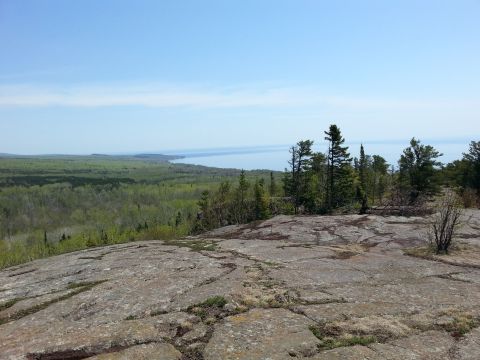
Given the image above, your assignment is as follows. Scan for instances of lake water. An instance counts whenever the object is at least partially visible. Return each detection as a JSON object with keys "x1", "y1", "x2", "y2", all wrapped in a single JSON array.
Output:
[{"x1": 169, "y1": 141, "x2": 471, "y2": 171}]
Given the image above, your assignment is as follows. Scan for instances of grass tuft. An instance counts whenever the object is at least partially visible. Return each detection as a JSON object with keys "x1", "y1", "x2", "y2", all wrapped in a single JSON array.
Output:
[
  {"x1": 309, "y1": 325, "x2": 377, "y2": 350},
  {"x1": 187, "y1": 296, "x2": 228, "y2": 320},
  {"x1": 197, "y1": 296, "x2": 228, "y2": 308},
  {"x1": 444, "y1": 315, "x2": 479, "y2": 338}
]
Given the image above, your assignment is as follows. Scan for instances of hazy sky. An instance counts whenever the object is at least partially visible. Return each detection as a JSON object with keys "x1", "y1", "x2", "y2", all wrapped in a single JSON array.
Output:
[{"x1": 0, "y1": 0, "x2": 479, "y2": 154}]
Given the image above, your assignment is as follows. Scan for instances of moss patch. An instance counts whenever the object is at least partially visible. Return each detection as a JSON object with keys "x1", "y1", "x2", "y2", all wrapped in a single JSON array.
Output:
[
  {"x1": 67, "y1": 280, "x2": 106, "y2": 290},
  {"x1": 164, "y1": 239, "x2": 217, "y2": 252},
  {"x1": 309, "y1": 325, "x2": 377, "y2": 350},
  {"x1": 0, "y1": 297, "x2": 23, "y2": 311}
]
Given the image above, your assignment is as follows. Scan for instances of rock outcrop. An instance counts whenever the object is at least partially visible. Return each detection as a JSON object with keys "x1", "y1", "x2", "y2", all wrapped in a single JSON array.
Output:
[{"x1": 1, "y1": 211, "x2": 480, "y2": 359}]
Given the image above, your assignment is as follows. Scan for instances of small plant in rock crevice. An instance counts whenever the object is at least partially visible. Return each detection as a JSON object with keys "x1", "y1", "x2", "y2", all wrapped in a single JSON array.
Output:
[
  {"x1": 309, "y1": 325, "x2": 377, "y2": 350},
  {"x1": 187, "y1": 296, "x2": 228, "y2": 321}
]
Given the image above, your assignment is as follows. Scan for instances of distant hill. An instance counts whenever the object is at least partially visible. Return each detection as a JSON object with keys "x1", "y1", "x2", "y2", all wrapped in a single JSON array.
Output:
[
  {"x1": 0, "y1": 153, "x2": 184, "y2": 162},
  {"x1": 132, "y1": 153, "x2": 184, "y2": 161}
]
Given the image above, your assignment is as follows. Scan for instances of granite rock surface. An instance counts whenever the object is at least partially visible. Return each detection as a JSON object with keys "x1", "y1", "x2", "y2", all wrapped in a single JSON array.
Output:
[{"x1": 1, "y1": 211, "x2": 480, "y2": 359}]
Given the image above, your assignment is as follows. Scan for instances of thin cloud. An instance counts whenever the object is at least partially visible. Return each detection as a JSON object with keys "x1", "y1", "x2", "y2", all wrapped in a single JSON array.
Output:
[
  {"x1": 0, "y1": 84, "x2": 300, "y2": 108},
  {"x1": 0, "y1": 83, "x2": 477, "y2": 110}
]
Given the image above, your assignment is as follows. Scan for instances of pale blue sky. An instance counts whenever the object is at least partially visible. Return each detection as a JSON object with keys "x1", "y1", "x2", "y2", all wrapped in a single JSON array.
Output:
[{"x1": 0, "y1": 0, "x2": 479, "y2": 155}]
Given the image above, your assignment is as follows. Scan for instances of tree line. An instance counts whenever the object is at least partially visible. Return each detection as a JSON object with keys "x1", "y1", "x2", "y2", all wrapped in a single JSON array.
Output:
[
  {"x1": 1, "y1": 126, "x2": 478, "y2": 266},
  {"x1": 195, "y1": 124, "x2": 479, "y2": 232}
]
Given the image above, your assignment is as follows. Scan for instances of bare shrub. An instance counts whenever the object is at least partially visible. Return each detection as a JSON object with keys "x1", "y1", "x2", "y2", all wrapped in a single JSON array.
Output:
[{"x1": 429, "y1": 192, "x2": 463, "y2": 254}]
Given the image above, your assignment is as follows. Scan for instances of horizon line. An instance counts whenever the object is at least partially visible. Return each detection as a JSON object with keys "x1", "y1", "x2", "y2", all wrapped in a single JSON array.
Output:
[{"x1": 0, "y1": 136, "x2": 475, "y2": 157}]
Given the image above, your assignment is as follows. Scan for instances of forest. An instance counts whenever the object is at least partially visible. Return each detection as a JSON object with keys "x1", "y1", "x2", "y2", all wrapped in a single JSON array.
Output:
[
  {"x1": 0, "y1": 125, "x2": 479, "y2": 268},
  {"x1": 0, "y1": 155, "x2": 273, "y2": 268},
  {"x1": 194, "y1": 125, "x2": 480, "y2": 232}
]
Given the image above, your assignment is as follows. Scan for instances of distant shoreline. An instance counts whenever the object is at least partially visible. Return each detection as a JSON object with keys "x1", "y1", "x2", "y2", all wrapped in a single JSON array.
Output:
[
  {"x1": 0, "y1": 153, "x2": 184, "y2": 162},
  {"x1": 1, "y1": 138, "x2": 474, "y2": 171}
]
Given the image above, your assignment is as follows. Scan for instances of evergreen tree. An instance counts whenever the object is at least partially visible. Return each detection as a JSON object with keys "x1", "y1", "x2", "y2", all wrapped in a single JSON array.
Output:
[
  {"x1": 463, "y1": 141, "x2": 480, "y2": 195},
  {"x1": 100, "y1": 229, "x2": 108, "y2": 243},
  {"x1": 306, "y1": 152, "x2": 327, "y2": 213},
  {"x1": 286, "y1": 140, "x2": 314, "y2": 213},
  {"x1": 198, "y1": 190, "x2": 210, "y2": 215},
  {"x1": 213, "y1": 181, "x2": 231, "y2": 226},
  {"x1": 282, "y1": 169, "x2": 293, "y2": 202},
  {"x1": 175, "y1": 211, "x2": 182, "y2": 228},
  {"x1": 236, "y1": 170, "x2": 250, "y2": 223},
  {"x1": 269, "y1": 172, "x2": 277, "y2": 197},
  {"x1": 357, "y1": 144, "x2": 369, "y2": 213},
  {"x1": 371, "y1": 155, "x2": 389, "y2": 204},
  {"x1": 399, "y1": 138, "x2": 442, "y2": 201},
  {"x1": 284, "y1": 145, "x2": 297, "y2": 205},
  {"x1": 193, "y1": 190, "x2": 212, "y2": 232},
  {"x1": 359, "y1": 144, "x2": 367, "y2": 191},
  {"x1": 254, "y1": 179, "x2": 270, "y2": 220},
  {"x1": 324, "y1": 125, "x2": 353, "y2": 211}
]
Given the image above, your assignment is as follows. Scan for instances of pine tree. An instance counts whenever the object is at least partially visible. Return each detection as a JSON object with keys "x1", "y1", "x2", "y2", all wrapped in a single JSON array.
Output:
[
  {"x1": 304, "y1": 152, "x2": 327, "y2": 213},
  {"x1": 254, "y1": 179, "x2": 270, "y2": 220},
  {"x1": 212, "y1": 181, "x2": 231, "y2": 226},
  {"x1": 324, "y1": 125, "x2": 353, "y2": 211},
  {"x1": 371, "y1": 155, "x2": 389, "y2": 204},
  {"x1": 285, "y1": 145, "x2": 297, "y2": 201},
  {"x1": 175, "y1": 211, "x2": 182, "y2": 228},
  {"x1": 237, "y1": 170, "x2": 250, "y2": 223},
  {"x1": 359, "y1": 144, "x2": 367, "y2": 191},
  {"x1": 286, "y1": 140, "x2": 313, "y2": 213},
  {"x1": 198, "y1": 190, "x2": 210, "y2": 213},
  {"x1": 100, "y1": 229, "x2": 108, "y2": 243},
  {"x1": 399, "y1": 138, "x2": 442, "y2": 201},
  {"x1": 194, "y1": 190, "x2": 212, "y2": 232},
  {"x1": 269, "y1": 172, "x2": 277, "y2": 197},
  {"x1": 463, "y1": 141, "x2": 480, "y2": 195},
  {"x1": 358, "y1": 144, "x2": 368, "y2": 214}
]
